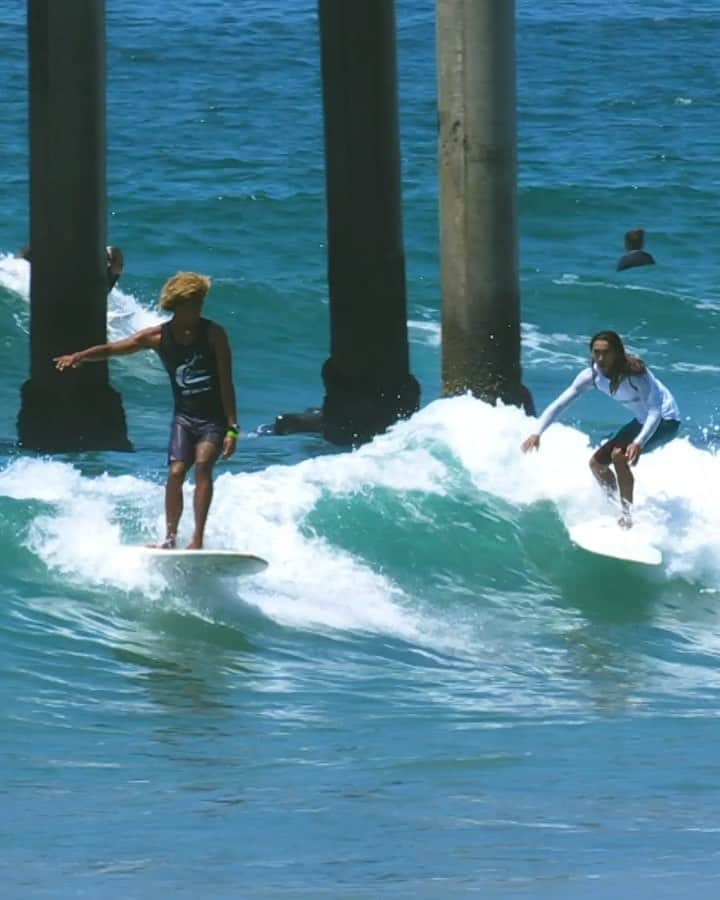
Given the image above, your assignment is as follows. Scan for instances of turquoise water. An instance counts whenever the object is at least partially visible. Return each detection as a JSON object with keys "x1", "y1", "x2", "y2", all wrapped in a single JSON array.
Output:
[{"x1": 3, "y1": 2, "x2": 720, "y2": 897}]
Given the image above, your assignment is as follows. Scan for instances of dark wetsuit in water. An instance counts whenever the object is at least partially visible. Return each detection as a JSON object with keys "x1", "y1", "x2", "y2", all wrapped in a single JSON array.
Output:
[
  {"x1": 156, "y1": 318, "x2": 226, "y2": 464},
  {"x1": 617, "y1": 249, "x2": 655, "y2": 272}
]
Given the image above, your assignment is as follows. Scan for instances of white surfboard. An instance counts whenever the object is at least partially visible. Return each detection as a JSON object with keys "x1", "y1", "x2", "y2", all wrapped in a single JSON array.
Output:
[
  {"x1": 134, "y1": 548, "x2": 268, "y2": 577},
  {"x1": 568, "y1": 517, "x2": 662, "y2": 566}
]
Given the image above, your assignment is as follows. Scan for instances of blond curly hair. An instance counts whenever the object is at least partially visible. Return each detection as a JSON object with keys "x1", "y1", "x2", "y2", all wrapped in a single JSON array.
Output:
[{"x1": 159, "y1": 271, "x2": 212, "y2": 311}]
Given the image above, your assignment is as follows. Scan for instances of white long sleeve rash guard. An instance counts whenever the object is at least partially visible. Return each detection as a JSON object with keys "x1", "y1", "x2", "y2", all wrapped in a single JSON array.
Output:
[{"x1": 535, "y1": 364, "x2": 680, "y2": 448}]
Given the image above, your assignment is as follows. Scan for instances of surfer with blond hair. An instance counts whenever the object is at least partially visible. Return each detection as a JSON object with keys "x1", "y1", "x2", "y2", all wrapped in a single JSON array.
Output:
[{"x1": 54, "y1": 271, "x2": 239, "y2": 549}]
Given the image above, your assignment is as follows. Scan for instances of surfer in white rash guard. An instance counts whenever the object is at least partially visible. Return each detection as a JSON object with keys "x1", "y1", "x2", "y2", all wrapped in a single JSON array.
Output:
[
  {"x1": 521, "y1": 330, "x2": 680, "y2": 528},
  {"x1": 53, "y1": 272, "x2": 239, "y2": 550}
]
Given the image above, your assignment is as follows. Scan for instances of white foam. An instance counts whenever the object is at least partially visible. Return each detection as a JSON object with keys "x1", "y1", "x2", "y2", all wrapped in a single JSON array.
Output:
[
  {"x1": 408, "y1": 318, "x2": 441, "y2": 347},
  {"x1": 4, "y1": 395, "x2": 720, "y2": 642},
  {"x1": 1, "y1": 455, "x2": 435, "y2": 643},
  {"x1": 106, "y1": 285, "x2": 165, "y2": 340},
  {"x1": 0, "y1": 251, "x2": 165, "y2": 343},
  {"x1": 0, "y1": 253, "x2": 30, "y2": 298}
]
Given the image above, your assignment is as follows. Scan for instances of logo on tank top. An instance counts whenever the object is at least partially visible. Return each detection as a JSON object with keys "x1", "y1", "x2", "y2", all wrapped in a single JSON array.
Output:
[{"x1": 175, "y1": 352, "x2": 211, "y2": 394}]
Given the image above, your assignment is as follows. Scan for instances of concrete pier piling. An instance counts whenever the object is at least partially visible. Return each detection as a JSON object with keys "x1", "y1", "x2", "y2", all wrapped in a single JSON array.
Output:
[{"x1": 18, "y1": 0, "x2": 130, "y2": 452}]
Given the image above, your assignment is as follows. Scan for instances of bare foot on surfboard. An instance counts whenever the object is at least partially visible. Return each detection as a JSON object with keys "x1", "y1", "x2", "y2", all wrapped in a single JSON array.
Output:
[
  {"x1": 618, "y1": 500, "x2": 633, "y2": 530},
  {"x1": 146, "y1": 536, "x2": 176, "y2": 549}
]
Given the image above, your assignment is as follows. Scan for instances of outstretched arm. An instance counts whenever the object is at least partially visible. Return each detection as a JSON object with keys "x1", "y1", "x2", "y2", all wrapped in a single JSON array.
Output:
[
  {"x1": 208, "y1": 323, "x2": 238, "y2": 459},
  {"x1": 54, "y1": 325, "x2": 162, "y2": 371},
  {"x1": 521, "y1": 368, "x2": 594, "y2": 452}
]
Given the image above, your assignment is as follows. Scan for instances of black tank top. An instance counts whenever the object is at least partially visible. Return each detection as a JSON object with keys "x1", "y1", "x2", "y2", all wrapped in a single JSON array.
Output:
[{"x1": 156, "y1": 318, "x2": 225, "y2": 421}]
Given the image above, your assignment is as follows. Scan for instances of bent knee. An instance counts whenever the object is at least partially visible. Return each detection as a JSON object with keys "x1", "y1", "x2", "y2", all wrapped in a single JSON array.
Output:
[
  {"x1": 168, "y1": 461, "x2": 188, "y2": 481},
  {"x1": 610, "y1": 447, "x2": 627, "y2": 465}
]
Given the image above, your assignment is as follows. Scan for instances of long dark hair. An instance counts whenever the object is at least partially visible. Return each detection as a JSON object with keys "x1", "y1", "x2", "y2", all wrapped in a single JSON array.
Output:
[{"x1": 589, "y1": 330, "x2": 646, "y2": 393}]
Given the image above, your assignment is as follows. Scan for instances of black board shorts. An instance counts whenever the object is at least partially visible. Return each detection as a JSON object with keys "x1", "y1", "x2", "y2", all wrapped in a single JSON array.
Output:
[
  {"x1": 168, "y1": 413, "x2": 225, "y2": 465},
  {"x1": 593, "y1": 418, "x2": 680, "y2": 466}
]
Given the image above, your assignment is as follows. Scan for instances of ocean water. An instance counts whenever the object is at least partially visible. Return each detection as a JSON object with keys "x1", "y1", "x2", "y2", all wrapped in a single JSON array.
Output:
[{"x1": 2, "y1": 2, "x2": 720, "y2": 897}]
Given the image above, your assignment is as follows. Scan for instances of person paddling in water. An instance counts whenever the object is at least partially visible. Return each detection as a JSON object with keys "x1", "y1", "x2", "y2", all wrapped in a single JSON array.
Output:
[
  {"x1": 521, "y1": 331, "x2": 680, "y2": 528},
  {"x1": 54, "y1": 272, "x2": 239, "y2": 549}
]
